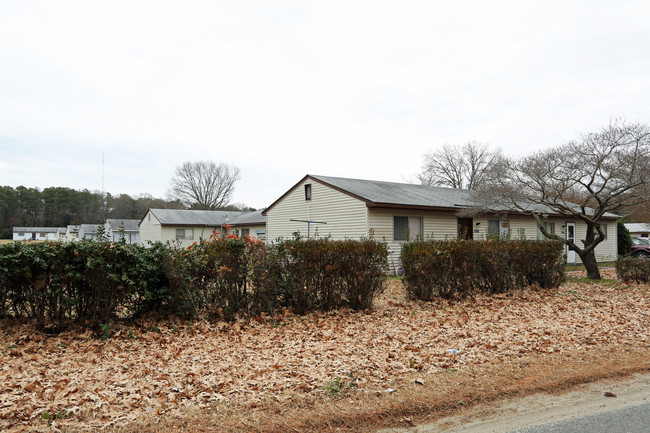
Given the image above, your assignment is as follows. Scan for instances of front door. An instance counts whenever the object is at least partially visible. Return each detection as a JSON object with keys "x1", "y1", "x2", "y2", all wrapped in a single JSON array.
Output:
[
  {"x1": 457, "y1": 218, "x2": 473, "y2": 240},
  {"x1": 566, "y1": 222, "x2": 576, "y2": 263}
]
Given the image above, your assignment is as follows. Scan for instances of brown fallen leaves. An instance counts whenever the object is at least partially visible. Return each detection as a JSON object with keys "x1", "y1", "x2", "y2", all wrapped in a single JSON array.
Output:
[{"x1": 1, "y1": 270, "x2": 649, "y2": 432}]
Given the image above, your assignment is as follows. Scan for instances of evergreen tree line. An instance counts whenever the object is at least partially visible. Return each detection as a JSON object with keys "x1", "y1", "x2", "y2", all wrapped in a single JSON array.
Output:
[{"x1": 0, "y1": 186, "x2": 185, "y2": 239}]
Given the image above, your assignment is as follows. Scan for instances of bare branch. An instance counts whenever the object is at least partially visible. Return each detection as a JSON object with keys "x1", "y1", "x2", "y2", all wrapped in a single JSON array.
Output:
[
  {"x1": 417, "y1": 141, "x2": 502, "y2": 190},
  {"x1": 168, "y1": 161, "x2": 241, "y2": 209},
  {"x1": 474, "y1": 120, "x2": 650, "y2": 279}
]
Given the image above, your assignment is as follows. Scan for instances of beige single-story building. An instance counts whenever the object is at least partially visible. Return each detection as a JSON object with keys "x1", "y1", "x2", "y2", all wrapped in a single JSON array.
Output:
[
  {"x1": 262, "y1": 175, "x2": 619, "y2": 270},
  {"x1": 139, "y1": 209, "x2": 266, "y2": 248}
]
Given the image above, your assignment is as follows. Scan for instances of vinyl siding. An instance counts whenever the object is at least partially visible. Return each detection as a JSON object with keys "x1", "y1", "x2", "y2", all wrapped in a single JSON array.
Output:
[
  {"x1": 266, "y1": 179, "x2": 368, "y2": 241},
  {"x1": 139, "y1": 211, "x2": 225, "y2": 248},
  {"x1": 472, "y1": 215, "x2": 540, "y2": 240},
  {"x1": 159, "y1": 225, "x2": 223, "y2": 247},
  {"x1": 229, "y1": 225, "x2": 267, "y2": 240},
  {"x1": 575, "y1": 220, "x2": 617, "y2": 263},
  {"x1": 368, "y1": 208, "x2": 459, "y2": 271},
  {"x1": 138, "y1": 211, "x2": 163, "y2": 244},
  {"x1": 473, "y1": 215, "x2": 617, "y2": 263}
]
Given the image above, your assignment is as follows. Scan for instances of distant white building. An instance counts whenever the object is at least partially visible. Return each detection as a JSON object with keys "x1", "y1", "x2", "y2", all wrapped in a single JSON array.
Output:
[
  {"x1": 106, "y1": 219, "x2": 140, "y2": 244},
  {"x1": 64, "y1": 224, "x2": 102, "y2": 241},
  {"x1": 12, "y1": 227, "x2": 66, "y2": 241}
]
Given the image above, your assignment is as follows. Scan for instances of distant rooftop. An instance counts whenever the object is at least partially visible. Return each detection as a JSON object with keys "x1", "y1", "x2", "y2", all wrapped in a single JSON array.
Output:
[
  {"x1": 106, "y1": 219, "x2": 140, "y2": 232},
  {"x1": 13, "y1": 227, "x2": 65, "y2": 233},
  {"x1": 228, "y1": 211, "x2": 266, "y2": 226},
  {"x1": 145, "y1": 209, "x2": 247, "y2": 226},
  {"x1": 625, "y1": 223, "x2": 650, "y2": 233}
]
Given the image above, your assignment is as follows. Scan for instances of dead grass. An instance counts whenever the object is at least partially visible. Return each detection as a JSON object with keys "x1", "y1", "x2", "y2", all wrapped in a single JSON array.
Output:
[{"x1": 2, "y1": 274, "x2": 649, "y2": 433}]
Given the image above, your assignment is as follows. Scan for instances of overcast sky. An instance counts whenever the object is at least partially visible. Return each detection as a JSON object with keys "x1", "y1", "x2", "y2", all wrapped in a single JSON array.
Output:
[{"x1": 1, "y1": 1, "x2": 649, "y2": 209}]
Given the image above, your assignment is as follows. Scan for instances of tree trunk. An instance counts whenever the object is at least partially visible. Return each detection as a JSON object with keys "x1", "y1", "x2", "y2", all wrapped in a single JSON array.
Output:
[{"x1": 578, "y1": 249, "x2": 601, "y2": 280}]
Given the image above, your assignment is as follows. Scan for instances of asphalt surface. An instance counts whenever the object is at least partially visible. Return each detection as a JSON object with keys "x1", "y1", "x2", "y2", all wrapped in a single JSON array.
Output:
[{"x1": 513, "y1": 401, "x2": 650, "y2": 433}]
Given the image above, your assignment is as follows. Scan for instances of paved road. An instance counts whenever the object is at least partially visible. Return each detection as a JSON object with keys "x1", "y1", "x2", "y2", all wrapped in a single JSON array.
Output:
[
  {"x1": 514, "y1": 401, "x2": 650, "y2": 433},
  {"x1": 378, "y1": 373, "x2": 650, "y2": 433}
]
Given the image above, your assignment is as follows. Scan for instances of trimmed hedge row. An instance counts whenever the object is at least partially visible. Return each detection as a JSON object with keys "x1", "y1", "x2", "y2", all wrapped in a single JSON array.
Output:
[
  {"x1": 0, "y1": 240, "x2": 190, "y2": 323},
  {"x1": 401, "y1": 239, "x2": 566, "y2": 300},
  {"x1": 274, "y1": 238, "x2": 388, "y2": 314},
  {"x1": 616, "y1": 256, "x2": 650, "y2": 283},
  {"x1": 0, "y1": 236, "x2": 389, "y2": 324}
]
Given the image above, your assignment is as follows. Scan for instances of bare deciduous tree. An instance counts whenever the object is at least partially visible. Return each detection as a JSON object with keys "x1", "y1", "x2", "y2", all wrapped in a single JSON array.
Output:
[
  {"x1": 474, "y1": 120, "x2": 650, "y2": 279},
  {"x1": 169, "y1": 161, "x2": 241, "y2": 209},
  {"x1": 417, "y1": 141, "x2": 503, "y2": 189}
]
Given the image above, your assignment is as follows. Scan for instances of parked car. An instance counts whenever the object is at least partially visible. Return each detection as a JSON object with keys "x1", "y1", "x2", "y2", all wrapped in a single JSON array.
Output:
[{"x1": 631, "y1": 237, "x2": 650, "y2": 258}]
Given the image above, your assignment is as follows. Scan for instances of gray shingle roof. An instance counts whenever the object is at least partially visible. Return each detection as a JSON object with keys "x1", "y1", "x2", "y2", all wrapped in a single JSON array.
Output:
[
  {"x1": 265, "y1": 174, "x2": 620, "y2": 219},
  {"x1": 228, "y1": 211, "x2": 266, "y2": 226},
  {"x1": 79, "y1": 224, "x2": 101, "y2": 234},
  {"x1": 13, "y1": 227, "x2": 63, "y2": 233},
  {"x1": 106, "y1": 219, "x2": 140, "y2": 232},
  {"x1": 147, "y1": 209, "x2": 247, "y2": 226},
  {"x1": 310, "y1": 175, "x2": 474, "y2": 209},
  {"x1": 625, "y1": 223, "x2": 650, "y2": 233}
]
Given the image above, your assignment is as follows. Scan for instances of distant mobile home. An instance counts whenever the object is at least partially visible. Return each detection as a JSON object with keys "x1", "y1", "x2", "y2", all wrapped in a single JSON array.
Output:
[
  {"x1": 12, "y1": 227, "x2": 65, "y2": 241},
  {"x1": 139, "y1": 209, "x2": 266, "y2": 247}
]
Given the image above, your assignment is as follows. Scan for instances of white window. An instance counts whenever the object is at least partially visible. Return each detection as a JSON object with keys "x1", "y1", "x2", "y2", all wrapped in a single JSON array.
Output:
[
  {"x1": 537, "y1": 222, "x2": 555, "y2": 240},
  {"x1": 394, "y1": 216, "x2": 422, "y2": 241},
  {"x1": 599, "y1": 223, "x2": 607, "y2": 239},
  {"x1": 256, "y1": 230, "x2": 266, "y2": 241},
  {"x1": 176, "y1": 229, "x2": 194, "y2": 240},
  {"x1": 18, "y1": 232, "x2": 24, "y2": 237}
]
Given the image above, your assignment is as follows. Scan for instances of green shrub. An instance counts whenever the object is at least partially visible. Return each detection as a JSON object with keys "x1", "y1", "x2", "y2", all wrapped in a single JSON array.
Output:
[
  {"x1": 617, "y1": 221, "x2": 633, "y2": 256},
  {"x1": 271, "y1": 237, "x2": 388, "y2": 314},
  {"x1": 186, "y1": 232, "x2": 270, "y2": 320},
  {"x1": 401, "y1": 239, "x2": 565, "y2": 300},
  {"x1": 0, "y1": 240, "x2": 191, "y2": 323},
  {"x1": 0, "y1": 236, "x2": 389, "y2": 325},
  {"x1": 616, "y1": 256, "x2": 650, "y2": 283}
]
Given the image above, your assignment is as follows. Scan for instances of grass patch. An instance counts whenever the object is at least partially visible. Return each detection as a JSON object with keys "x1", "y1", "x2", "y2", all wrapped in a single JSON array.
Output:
[
  {"x1": 565, "y1": 261, "x2": 616, "y2": 272},
  {"x1": 566, "y1": 277, "x2": 622, "y2": 287}
]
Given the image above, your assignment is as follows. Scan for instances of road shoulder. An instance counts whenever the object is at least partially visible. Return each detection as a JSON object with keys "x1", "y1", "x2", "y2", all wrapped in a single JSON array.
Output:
[{"x1": 379, "y1": 372, "x2": 650, "y2": 433}]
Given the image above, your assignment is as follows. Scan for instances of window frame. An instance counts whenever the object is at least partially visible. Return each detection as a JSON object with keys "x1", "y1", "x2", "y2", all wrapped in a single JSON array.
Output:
[
  {"x1": 175, "y1": 228, "x2": 194, "y2": 240},
  {"x1": 393, "y1": 216, "x2": 423, "y2": 241},
  {"x1": 537, "y1": 221, "x2": 555, "y2": 240},
  {"x1": 305, "y1": 184, "x2": 312, "y2": 200}
]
